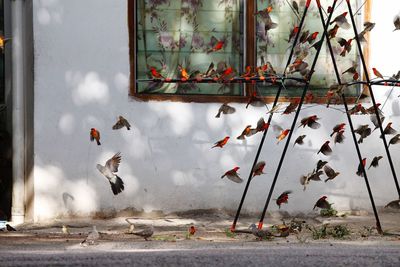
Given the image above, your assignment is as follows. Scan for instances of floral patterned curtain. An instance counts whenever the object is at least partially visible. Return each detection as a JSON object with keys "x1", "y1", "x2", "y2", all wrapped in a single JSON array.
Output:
[{"x1": 136, "y1": 0, "x2": 243, "y2": 95}]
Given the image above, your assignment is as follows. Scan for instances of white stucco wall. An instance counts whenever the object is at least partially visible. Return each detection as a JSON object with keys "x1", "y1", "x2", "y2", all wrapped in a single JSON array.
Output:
[{"x1": 32, "y1": 0, "x2": 400, "y2": 221}]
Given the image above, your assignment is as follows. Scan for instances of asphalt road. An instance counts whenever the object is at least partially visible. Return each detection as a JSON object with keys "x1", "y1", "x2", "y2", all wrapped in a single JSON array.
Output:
[{"x1": 0, "y1": 242, "x2": 399, "y2": 266}]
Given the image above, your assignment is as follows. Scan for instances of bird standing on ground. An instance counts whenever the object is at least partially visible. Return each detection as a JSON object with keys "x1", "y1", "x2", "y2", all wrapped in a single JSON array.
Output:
[
  {"x1": 96, "y1": 152, "x2": 125, "y2": 195},
  {"x1": 132, "y1": 225, "x2": 154, "y2": 241},
  {"x1": 81, "y1": 226, "x2": 100, "y2": 246},
  {"x1": 112, "y1": 116, "x2": 131, "y2": 130},
  {"x1": 90, "y1": 128, "x2": 101, "y2": 146}
]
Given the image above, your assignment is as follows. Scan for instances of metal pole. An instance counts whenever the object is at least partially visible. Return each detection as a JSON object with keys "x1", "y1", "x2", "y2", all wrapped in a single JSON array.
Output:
[
  {"x1": 346, "y1": 0, "x2": 400, "y2": 199},
  {"x1": 257, "y1": 0, "x2": 337, "y2": 229},
  {"x1": 317, "y1": 2, "x2": 383, "y2": 234},
  {"x1": 11, "y1": 0, "x2": 26, "y2": 224},
  {"x1": 230, "y1": 0, "x2": 311, "y2": 231}
]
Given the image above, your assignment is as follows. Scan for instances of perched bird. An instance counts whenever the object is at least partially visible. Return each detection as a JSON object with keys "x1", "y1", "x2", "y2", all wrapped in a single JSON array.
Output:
[
  {"x1": 380, "y1": 122, "x2": 397, "y2": 138},
  {"x1": 112, "y1": 116, "x2": 131, "y2": 130},
  {"x1": 334, "y1": 130, "x2": 345, "y2": 144},
  {"x1": 252, "y1": 161, "x2": 266, "y2": 178},
  {"x1": 282, "y1": 100, "x2": 299, "y2": 115},
  {"x1": 356, "y1": 158, "x2": 367, "y2": 177},
  {"x1": 149, "y1": 66, "x2": 165, "y2": 79},
  {"x1": 384, "y1": 199, "x2": 400, "y2": 209},
  {"x1": 393, "y1": 15, "x2": 400, "y2": 31},
  {"x1": 0, "y1": 36, "x2": 10, "y2": 51},
  {"x1": 81, "y1": 226, "x2": 100, "y2": 246},
  {"x1": 221, "y1": 167, "x2": 243, "y2": 183},
  {"x1": 372, "y1": 68, "x2": 384, "y2": 79},
  {"x1": 241, "y1": 65, "x2": 254, "y2": 78},
  {"x1": 276, "y1": 190, "x2": 292, "y2": 209},
  {"x1": 330, "y1": 12, "x2": 350, "y2": 29},
  {"x1": 212, "y1": 136, "x2": 230, "y2": 148},
  {"x1": 215, "y1": 103, "x2": 236, "y2": 118},
  {"x1": 299, "y1": 115, "x2": 320, "y2": 129},
  {"x1": 237, "y1": 125, "x2": 256, "y2": 140},
  {"x1": 178, "y1": 64, "x2": 190, "y2": 80},
  {"x1": 132, "y1": 225, "x2": 154, "y2": 241},
  {"x1": 388, "y1": 134, "x2": 400, "y2": 147},
  {"x1": 293, "y1": 135, "x2": 306, "y2": 146},
  {"x1": 315, "y1": 160, "x2": 328, "y2": 172},
  {"x1": 90, "y1": 128, "x2": 101, "y2": 146},
  {"x1": 313, "y1": 196, "x2": 331, "y2": 210},
  {"x1": 96, "y1": 152, "x2": 125, "y2": 195},
  {"x1": 354, "y1": 125, "x2": 371, "y2": 144},
  {"x1": 324, "y1": 165, "x2": 340, "y2": 183},
  {"x1": 330, "y1": 123, "x2": 346, "y2": 137},
  {"x1": 317, "y1": 141, "x2": 332, "y2": 156},
  {"x1": 368, "y1": 156, "x2": 383, "y2": 169}
]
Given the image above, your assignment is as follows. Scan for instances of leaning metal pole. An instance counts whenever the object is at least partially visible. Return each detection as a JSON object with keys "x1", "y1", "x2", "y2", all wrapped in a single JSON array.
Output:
[
  {"x1": 317, "y1": 1, "x2": 382, "y2": 234},
  {"x1": 257, "y1": 0, "x2": 338, "y2": 229},
  {"x1": 346, "y1": 0, "x2": 400, "y2": 199},
  {"x1": 230, "y1": 0, "x2": 311, "y2": 231}
]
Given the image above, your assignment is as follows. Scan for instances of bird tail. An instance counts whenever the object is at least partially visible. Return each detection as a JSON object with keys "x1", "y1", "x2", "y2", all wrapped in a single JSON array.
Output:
[
  {"x1": 215, "y1": 111, "x2": 221, "y2": 118},
  {"x1": 96, "y1": 140, "x2": 101, "y2": 146},
  {"x1": 110, "y1": 175, "x2": 125, "y2": 195}
]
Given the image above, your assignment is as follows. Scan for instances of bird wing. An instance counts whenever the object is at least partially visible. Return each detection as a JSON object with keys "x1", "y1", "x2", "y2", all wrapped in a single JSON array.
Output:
[
  {"x1": 106, "y1": 152, "x2": 121, "y2": 172},
  {"x1": 253, "y1": 161, "x2": 266, "y2": 172},
  {"x1": 112, "y1": 120, "x2": 124, "y2": 130},
  {"x1": 226, "y1": 172, "x2": 243, "y2": 183}
]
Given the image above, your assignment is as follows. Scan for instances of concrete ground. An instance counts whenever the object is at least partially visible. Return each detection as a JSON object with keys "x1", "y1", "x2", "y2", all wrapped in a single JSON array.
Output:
[{"x1": 1, "y1": 209, "x2": 399, "y2": 266}]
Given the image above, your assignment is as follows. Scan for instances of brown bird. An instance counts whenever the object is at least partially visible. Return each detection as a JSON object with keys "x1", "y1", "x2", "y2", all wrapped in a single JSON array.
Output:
[
  {"x1": 384, "y1": 199, "x2": 400, "y2": 209},
  {"x1": 372, "y1": 68, "x2": 384, "y2": 79},
  {"x1": 237, "y1": 125, "x2": 257, "y2": 140},
  {"x1": 255, "y1": 117, "x2": 269, "y2": 133},
  {"x1": 368, "y1": 156, "x2": 383, "y2": 169},
  {"x1": 393, "y1": 15, "x2": 400, "y2": 31},
  {"x1": 212, "y1": 136, "x2": 230, "y2": 148},
  {"x1": 221, "y1": 167, "x2": 243, "y2": 183},
  {"x1": 246, "y1": 91, "x2": 265, "y2": 109},
  {"x1": 90, "y1": 128, "x2": 101, "y2": 145},
  {"x1": 370, "y1": 113, "x2": 385, "y2": 132},
  {"x1": 215, "y1": 103, "x2": 236, "y2": 118},
  {"x1": 330, "y1": 12, "x2": 350, "y2": 29},
  {"x1": 112, "y1": 116, "x2": 131, "y2": 130},
  {"x1": 317, "y1": 141, "x2": 332, "y2": 156},
  {"x1": 313, "y1": 196, "x2": 330, "y2": 210},
  {"x1": 315, "y1": 160, "x2": 328, "y2": 172},
  {"x1": 252, "y1": 161, "x2": 266, "y2": 178},
  {"x1": 299, "y1": 115, "x2": 321, "y2": 129},
  {"x1": 365, "y1": 103, "x2": 382, "y2": 115},
  {"x1": 294, "y1": 135, "x2": 306, "y2": 146},
  {"x1": 380, "y1": 122, "x2": 397, "y2": 138},
  {"x1": 282, "y1": 100, "x2": 299, "y2": 115},
  {"x1": 356, "y1": 158, "x2": 367, "y2": 177},
  {"x1": 337, "y1": 38, "x2": 353, "y2": 57},
  {"x1": 388, "y1": 134, "x2": 400, "y2": 147},
  {"x1": 354, "y1": 124, "x2": 371, "y2": 144},
  {"x1": 330, "y1": 123, "x2": 346, "y2": 137},
  {"x1": 96, "y1": 152, "x2": 125, "y2": 195},
  {"x1": 276, "y1": 190, "x2": 292, "y2": 209},
  {"x1": 324, "y1": 165, "x2": 340, "y2": 183},
  {"x1": 300, "y1": 170, "x2": 323, "y2": 191},
  {"x1": 334, "y1": 130, "x2": 345, "y2": 144},
  {"x1": 342, "y1": 63, "x2": 358, "y2": 75},
  {"x1": 348, "y1": 103, "x2": 367, "y2": 115},
  {"x1": 328, "y1": 25, "x2": 339, "y2": 39}
]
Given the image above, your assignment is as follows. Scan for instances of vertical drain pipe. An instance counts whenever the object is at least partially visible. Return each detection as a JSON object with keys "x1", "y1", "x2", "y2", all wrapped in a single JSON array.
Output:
[{"x1": 11, "y1": 0, "x2": 25, "y2": 224}]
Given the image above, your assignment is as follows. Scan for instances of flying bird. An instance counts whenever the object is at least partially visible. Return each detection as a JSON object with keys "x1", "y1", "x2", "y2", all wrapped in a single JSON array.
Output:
[
  {"x1": 380, "y1": 122, "x2": 397, "y2": 138},
  {"x1": 221, "y1": 167, "x2": 243, "y2": 183},
  {"x1": 294, "y1": 135, "x2": 306, "y2": 146},
  {"x1": 315, "y1": 160, "x2": 328, "y2": 172},
  {"x1": 348, "y1": 103, "x2": 367, "y2": 115},
  {"x1": 330, "y1": 12, "x2": 350, "y2": 29},
  {"x1": 324, "y1": 165, "x2": 340, "y2": 183},
  {"x1": 282, "y1": 100, "x2": 300, "y2": 115},
  {"x1": 300, "y1": 170, "x2": 324, "y2": 191},
  {"x1": 317, "y1": 141, "x2": 332, "y2": 156},
  {"x1": 337, "y1": 38, "x2": 353, "y2": 57},
  {"x1": 81, "y1": 226, "x2": 100, "y2": 246},
  {"x1": 354, "y1": 124, "x2": 371, "y2": 144},
  {"x1": 112, "y1": 116, "x2": 131, "y2": 130},
  {"x1": 370, "y1": 113, "x2": 385, "y2": 132},
  {"x1": 246, "y1": 91, "x2": 265, "y2": 108},
  {"x1": 313, "y1": 196, "x2": 331, "y2": 210},
  {"x1": 252, "y1": 161, "x2": 266, "y2": 178},
  {"x1": 393, "y1": 15, "x2": 400, "y2": 31},
  {"x1": 299, "y1": 115, "x2": 320, "y2": 129},
  {"x1": 356, "y1": 158, "x2": 367, "y2": 177},
  {"x1": 90, "y1": 128, "x2": 101, "y2": 146},
  {"x1": 368, "y1": 156, "x2": 383, "y2": 169},
  {"x1": 215, "y1": 103, "x2": 236, "y2": 118},
  {"x1": 334, "y1": 130, "x2": 345, "y2": 144},
  {"x1": 330, "y1": 123, "x2": 346, "y2": 137},
  {"x1": 384, "y1": 199, "x2": 400, "y2": 209},
  {"x1": 328, "y1": 25, "x2": 339, "y2": 39},
  {"x1": 254, "y1": 117, "x2": 269, "y2": 133},
  {"x1": 292, "y1": 1, "x2": 299, "y2": 15},
  {"x1": 388, "y1": 134, "x2": 400, "y2": 147},
  {"x1": 276, "y1": 190, "x2": 292, "y2": 209},
  {"x1": 212, "y1": 136, "x2": 230, "y2": 148},
  {"x1": 131, "y1": 225, "x2": 154, "y2": 241},
  {"x1": 96, "y1": 152, "x2": 125, "y2": 195},
  {"x1": 276, "y1": 128, "x2": 291, "y2": 144},
  {"x1": 237, "y1": 125, "x2": 257, "y2": 140}
]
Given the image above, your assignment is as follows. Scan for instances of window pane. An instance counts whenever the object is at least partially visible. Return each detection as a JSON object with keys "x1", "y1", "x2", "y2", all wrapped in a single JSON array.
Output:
[
  {"x1": 136, "y1": 0, "x2": 243, "y2": 95},
  {"x1": 256, "y1": 0, "x2": 362, "y2": 97}
]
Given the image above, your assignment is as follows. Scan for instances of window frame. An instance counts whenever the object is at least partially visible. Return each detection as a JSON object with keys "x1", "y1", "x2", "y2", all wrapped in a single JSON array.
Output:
[{"x1": 127, "y1": 0, "x2": 369, "y2": 104}]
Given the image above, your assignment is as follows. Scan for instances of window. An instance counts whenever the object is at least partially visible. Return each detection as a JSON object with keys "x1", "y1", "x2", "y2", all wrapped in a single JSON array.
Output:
[
  {"x1": 0, "y1": 0, "x2": 4, "y2": 104},
  {"x1": 128, "y1": 0, "x2": 368, "y2": 102}
]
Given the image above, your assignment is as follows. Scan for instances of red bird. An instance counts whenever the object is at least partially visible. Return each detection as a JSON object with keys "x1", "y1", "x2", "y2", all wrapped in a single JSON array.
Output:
[
  {"x1": 188, "y1": 226, "x2": 196, "y2": 236},
  {"x1": 212, "y1": 136, "x2": 230, "y2": 148},
  {"x1": 149, "y1": 66, "x2": 165, "y2": 79},
  {"x1": 276, "y1": 129, "x2": 290, "y2": 144},
  {"x1": 276, "y1": 190, "x2": 292, "y2": 209},
  {"x1": 237, "y1": 125, "x2": 257, "y2": 140},
  {"x1": 353, "y1": 72, "x2": 359, "y2": 81},
  {"x1": 90, "y1": 128, "x2": 101, "y2": 146},
  {"x1": 317, "y1": 141, "x2": 332, "y2": 156},
  {"x1": 207, "y1": 39, "x2": 225, "y2": 53},
  {"x1": 288, "y1": 26, "x2": 299, "y2": 43},
  {"x1": 255, "y1": 117, "x2": 269, "y2": 133},
  {"x1": 299, "y1": 115, "x2": 321, "y2": 129},
  {"x1": 252, "y1": 161, "x2": 266, "y2": 178},
  {"x1": 221, "y1": 167, "x2": 243, "y2": 183},
  {"x1": 356, "y1": 158, "x2": 367, "y2": 177},
  {"x1": 313, "y1": 196, "x2": 330, "y2": 210},
  {"x1": 330, "y1": 123, "x2": 346, "y2": 137},
  {"x1": 307, "y1": 32, "x2": 319, "y2": 44},
  {"x1": 328, "y1": 25, "x2": 339, "y2": 39},
  {"x1": 372, "y1": 68, "x2": 384, "y2": 79}
]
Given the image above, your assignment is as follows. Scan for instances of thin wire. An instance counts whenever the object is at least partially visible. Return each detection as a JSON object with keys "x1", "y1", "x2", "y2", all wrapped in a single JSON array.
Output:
[
  {"x1": 381, "y1": 85, "x2": 396, "y2": 110},
  {"x1": 354, "y1": 0, "x2": 367, "y2": 17}
]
